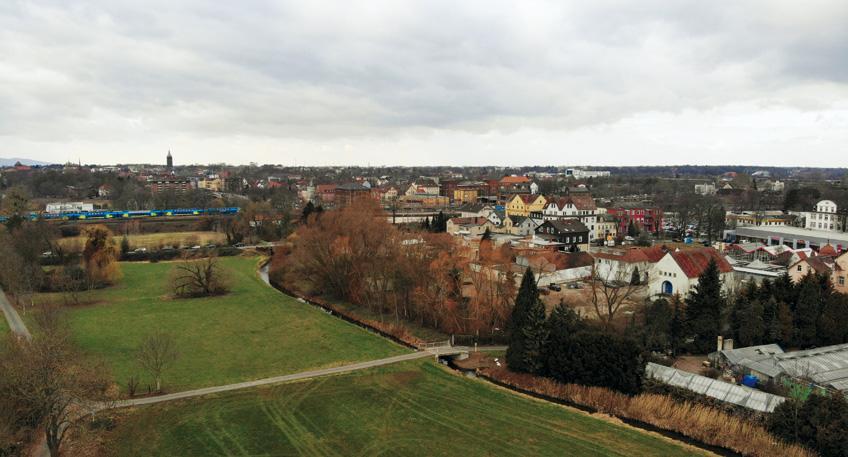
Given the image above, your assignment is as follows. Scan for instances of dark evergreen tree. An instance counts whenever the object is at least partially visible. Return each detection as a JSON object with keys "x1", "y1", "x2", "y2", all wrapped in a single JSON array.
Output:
[
  {"x1": 506, "y1": 268, "x2": 540, "y2": 373},
  {"x1": 300, "y1": 201, "x2": 315, "y2": 221},
  {"x1": 521, "y1": 295, "x2": 548, "y2": 375},
  {"x1": 627, "y1": 220, "x2": 639, "y2": 237},
  {"x1": 546, "y1": 329, "x2": 645, "y2": 395},
  {"x1": 794, "y1": 276, "x2": 822, "y2": 347},
  {"x1": 768, "y1": 393, "x2": 848, "y2": 457},
  {"x1": 421, "y1": 217, "x2": 431, "y2": 231},
  {"x1": 818, "y1": 293, "x2": 848, "y2": 346},
  {"x1": 734, "y1": 299, "x2": 765, "y2": 347},
  {"x1": 771, "y1": 272, "x2": 797, "y2": 312},
  {"x1": 543, "y1": 302, "x2": 586, "y2": 376},
  {"x1": 686, "y1": 258, "x2": 725, "y2": 353},
  {"x1": 481, "y1": 227, "x2": 492, "y2": 241},
  {"x1": 642, "y1": 298, "x2": 672, "y2": 351},
  {"x1": 630, "y1": 266, "x2": 641, "y2": 285},
  {"x1": 669, "y1": 294, "x2": 687, "y2": 356}
]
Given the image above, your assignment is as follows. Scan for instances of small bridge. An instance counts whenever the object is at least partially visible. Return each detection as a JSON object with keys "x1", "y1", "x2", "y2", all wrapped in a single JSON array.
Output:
[{"x1": 418, "y1": 341, "x2": 508, "y2": 361}]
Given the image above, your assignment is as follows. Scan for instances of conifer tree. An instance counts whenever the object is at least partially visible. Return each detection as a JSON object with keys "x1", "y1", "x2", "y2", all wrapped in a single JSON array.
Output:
[
  {"x1": 506, "y1": 268, "x2": 540, "y2": 373},
  {"x1": 481, "y1": 227, "x2": 492, "y2": 241},
  {"x1": 686, "y1": 258, "x2": 725, "y2": 353},
  {"x1": 794, "y1": 277, "x2": 821, "y2": 347}
]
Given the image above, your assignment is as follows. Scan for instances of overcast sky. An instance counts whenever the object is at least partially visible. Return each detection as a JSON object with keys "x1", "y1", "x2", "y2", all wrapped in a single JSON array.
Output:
[{"x1": 1, "y1": 1, "x2": 846, "y2": 167}]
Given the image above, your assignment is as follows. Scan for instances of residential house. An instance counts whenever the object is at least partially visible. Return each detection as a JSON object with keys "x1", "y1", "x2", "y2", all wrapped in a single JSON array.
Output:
[
  {"x1": 534, "y1": 219, "x2": 590, "y2": 252},
  {"x1": 502, "y1": 215, "x2": 539, "y2": 236},
  {"x1": 804, "y1": 200, "x2": 842, "y2": 232},
  {"x1": 540, "y1": 195, "x2": 600, "y2": 242},
  {"x1": 609, "y1": 202, "x2": 663, "y2": 235},
  {"x1": 498, "y1": 176, "x2": 536, "y2": 204},
  {"x1": 406, "y1": 178, "x2": 439, "y2": 196},
  {"x1": 487, "y1": 209, "x2": 505, "y2": 226},
  {"x1": 649, "y1": 248, "x2": 735, "y2": 297},
  {"x1": 505, "y1": 194, "x2": 547, "y2": 217},
  {"x1": 788, "y1": 256, "x2": 835, "y2": 284},
  {"x1": 596, "y1": 213, "x2": 618, "y2": 245},
  {"x1": 446, "y1": 217, "x2": 497, "y2": 237}
]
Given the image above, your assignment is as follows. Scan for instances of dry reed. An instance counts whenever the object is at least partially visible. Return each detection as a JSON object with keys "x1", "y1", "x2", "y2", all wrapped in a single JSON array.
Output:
[{"x1": 483, "y1": 366, "x2": 814, "y2": 457}]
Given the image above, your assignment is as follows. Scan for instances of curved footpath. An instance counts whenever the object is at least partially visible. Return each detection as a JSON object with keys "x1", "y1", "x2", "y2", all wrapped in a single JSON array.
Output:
[{"x1": 0, "y1": 285, "x2": 31, "y2": 340}]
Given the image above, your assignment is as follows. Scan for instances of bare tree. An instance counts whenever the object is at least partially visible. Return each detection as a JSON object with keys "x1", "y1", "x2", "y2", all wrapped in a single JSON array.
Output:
[
  {"x1": 587, "y1": 260, "x2": 648, "y2": 329},
  {"x1": 136, "y1": 331, "x2": 181, "y2": 393},
  {"x1": 170, "y1": 254, "x2": 231, "y2": 298},
  {"x1": 0, "y1": 304, "x2": 113, "y2": 457}
]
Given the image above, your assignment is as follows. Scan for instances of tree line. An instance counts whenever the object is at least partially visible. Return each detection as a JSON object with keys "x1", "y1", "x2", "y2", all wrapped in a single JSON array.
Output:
[
  {"x1": 641, "y1": 268, "x2": 848, "y2": 355},
  {"x1": 270, "y1": 200, "x2": 515, "y2": 338}
]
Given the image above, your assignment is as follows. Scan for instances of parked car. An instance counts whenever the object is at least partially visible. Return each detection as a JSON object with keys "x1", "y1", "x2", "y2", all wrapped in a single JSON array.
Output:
[
  {"x1": 162, "y1": 246, "x2": 174, "y2": 251},
  {"x1": 548, "y1": 284, "x2": 561, "y2": 292},
  {"x1": 134, "y1": 247, "x2": 147, "y2": 253},
  {"x1": 191, "y1": 245, "x2": 201, "y2": 250},
  {"x1": 233, "y1": 242, "x2": 245, "y2": 247},
  {"x1": 624, "y1": 236, "x2": 635, "y2": 241},
  {"x1": 205, "y1": 244, "x2": 217, "y2": 249}
]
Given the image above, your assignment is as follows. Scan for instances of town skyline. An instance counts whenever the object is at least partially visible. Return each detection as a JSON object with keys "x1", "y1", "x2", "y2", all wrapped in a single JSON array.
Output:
[{"x1": 2, "y1": 1, "x2": 846, "y2": 167}]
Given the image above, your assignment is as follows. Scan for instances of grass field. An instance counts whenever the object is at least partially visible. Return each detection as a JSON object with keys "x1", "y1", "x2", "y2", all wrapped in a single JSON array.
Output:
[
  {"x1": 62, "y1": 257, "x2": 406, "y2": 392},
  {"x1": 0, "y1": 313, "x2": 9, "y2": 336},
  {"x1": 58, "y1": 231, "x2": 226, "y2": 252},
  {"x1": 101, "y1": 359, "x2": 706, "y2": 457}
]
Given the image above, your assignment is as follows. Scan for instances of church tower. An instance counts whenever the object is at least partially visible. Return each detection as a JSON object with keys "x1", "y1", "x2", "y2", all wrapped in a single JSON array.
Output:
[{"x1": 166, "y1": 150, "x2": 173, "y2": 171}]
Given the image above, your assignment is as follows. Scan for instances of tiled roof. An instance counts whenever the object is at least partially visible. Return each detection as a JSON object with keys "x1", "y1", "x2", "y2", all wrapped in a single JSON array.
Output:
[
  {"x1": 642, "y1": 245, "x2": 673, "y2": 262},
  {"x1": 670, "y1": 248, "x2": 734, "y2": 278},
  {"x1": 316, "y1": 184, "x2": 339, "y2": 192},
  {"x1": 513, "y1": 194, "x2": 542, "y2": 204},
  {"x1": 500, "y1": 176, "x2": 532, "y2": 184},
  {"x1": 795, "y1": 256, "x2": 833, "y2": 274},
  {"x1": 547, "y1": 219, "x2": 589, "y2": 233},
  {"x1": 819, "y1": 243, "x2": 838, "y2": 257}
]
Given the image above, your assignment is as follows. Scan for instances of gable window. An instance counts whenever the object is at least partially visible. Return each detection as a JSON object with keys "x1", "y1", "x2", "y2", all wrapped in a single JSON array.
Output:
[
  {"x1": 797, "y1": 265, "x2": 802, "y2": 272},
  {"x1": 840, "y1": 277, "x2": 845, "y2": 286}
]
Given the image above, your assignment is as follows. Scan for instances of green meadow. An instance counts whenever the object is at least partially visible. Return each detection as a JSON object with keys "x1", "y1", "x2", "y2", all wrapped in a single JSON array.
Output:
[
  {"x1": 103, "y1": 359, "x2": 706, "y2": 457},
  {"x1": 63, "y1": 257, "x2": 406, "y2": 392}
]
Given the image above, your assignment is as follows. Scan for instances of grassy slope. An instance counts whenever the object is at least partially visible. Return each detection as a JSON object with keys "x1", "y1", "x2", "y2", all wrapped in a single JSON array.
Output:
[
  {"x1": 0, "y1": 313, "x2": 9, "y2": 335},
  {"x1": 68, "y1": 257, "x2": 406, "y2": 391},
  {"x1": 105, "y1": 359, "x2": 705, "y2": 457}
]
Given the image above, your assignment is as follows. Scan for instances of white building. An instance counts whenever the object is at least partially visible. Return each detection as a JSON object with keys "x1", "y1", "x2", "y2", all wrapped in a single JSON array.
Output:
[
  {"x1": 649, "y1": 248, "x2": 735, "y2": 298},
  {"x1": 694, "y1": 183, "x2": 717, "y2": 195},
  {"x1": 45, "y1": 202, "x2": 94, "y2": 213},
  {"x1": 804, "y1": 200, "x2": 841, "y2": 232}
]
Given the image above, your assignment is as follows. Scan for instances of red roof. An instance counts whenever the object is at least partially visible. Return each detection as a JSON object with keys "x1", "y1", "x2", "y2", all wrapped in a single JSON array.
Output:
[
  {"x1": 316, "y1": 184, "x2": 339, "y2": 193},
  {"x1": 500, "y1": 176, "x2": 532, "y2": 184},
  {"x1": 641, "y1": 245, "x2": 672, "y2": 262},
  {"x1": 669, "y1": 248, "x2": 734, "y2": 279},
  {"x1": 819, "y1": 244, "x2": 838, "y2": 257},
  {"x1": 512, "y1": 194, "x2": 542, "y2": 204}
]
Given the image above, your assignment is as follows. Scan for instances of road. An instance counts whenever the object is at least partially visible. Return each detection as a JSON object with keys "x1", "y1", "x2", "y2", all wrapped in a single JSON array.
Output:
[{"x1": 0, "y1": 285, "x2": 30, "y2": 340}]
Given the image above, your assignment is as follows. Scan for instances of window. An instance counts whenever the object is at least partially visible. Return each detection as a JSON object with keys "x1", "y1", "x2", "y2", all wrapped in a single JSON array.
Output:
[
  {"x1": 840, "y1": 277, "x2": 845, "y2": 286},
  {"x1": 797, "y1": 265, "x2": 802, "y2": 272}
]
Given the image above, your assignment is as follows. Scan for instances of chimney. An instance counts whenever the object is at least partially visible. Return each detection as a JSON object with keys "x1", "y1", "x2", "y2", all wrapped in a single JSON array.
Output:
[
  {"x1": 723, "y1": 339, "x2": 734, "y2": 350},
  {"x1": 717, "y1": 335, "x2": 724, "y2": 352}
]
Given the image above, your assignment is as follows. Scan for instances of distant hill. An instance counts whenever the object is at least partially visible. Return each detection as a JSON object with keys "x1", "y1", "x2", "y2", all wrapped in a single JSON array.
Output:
[{"x1": 0, "y1": 157, "x2": 53, "y2": 167}]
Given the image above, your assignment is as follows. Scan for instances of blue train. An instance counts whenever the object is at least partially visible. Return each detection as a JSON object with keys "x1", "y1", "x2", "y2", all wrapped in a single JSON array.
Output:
[{"x1": 0, "y1": 207, "x2": 240, "y2": 222}]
